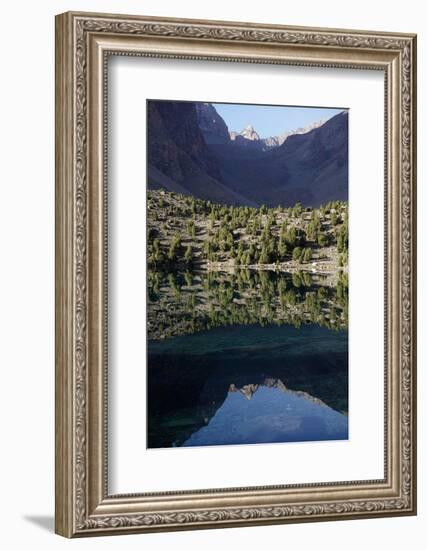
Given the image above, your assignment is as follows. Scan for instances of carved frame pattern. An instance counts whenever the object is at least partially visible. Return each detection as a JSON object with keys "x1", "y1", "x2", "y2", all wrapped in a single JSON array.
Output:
[{"x1": 55, "y1": 11, "x2": 416, "y2": 537}]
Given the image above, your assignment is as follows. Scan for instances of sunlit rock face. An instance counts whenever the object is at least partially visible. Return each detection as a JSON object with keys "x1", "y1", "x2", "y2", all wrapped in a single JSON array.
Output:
[{"x1": 239, "y1": 124, "x2": 260, "y2": 141}]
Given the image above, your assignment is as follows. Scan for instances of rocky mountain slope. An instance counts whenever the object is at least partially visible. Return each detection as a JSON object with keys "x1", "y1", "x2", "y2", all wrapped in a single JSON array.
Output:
[
  {"x1": 148, "y1": 100, "x2": 348, "y2": 207},
  {"x1": 229, "y1": 119, "x2": 325, "y2": 150},
  {"x1": 195, "y1": 102, "x2": 230, "y2": 144},
  {"x1": 147, "y1": 101, "x2": 254, "y2": 205},
  {"x1": 147, "y1": 189, "x2": 349, "y2": 276}
]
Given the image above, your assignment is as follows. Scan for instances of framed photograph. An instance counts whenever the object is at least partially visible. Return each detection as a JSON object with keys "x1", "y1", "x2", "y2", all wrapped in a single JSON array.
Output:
[{"x1": 55, "y1": 11, "x2": 417, "y2": 537}]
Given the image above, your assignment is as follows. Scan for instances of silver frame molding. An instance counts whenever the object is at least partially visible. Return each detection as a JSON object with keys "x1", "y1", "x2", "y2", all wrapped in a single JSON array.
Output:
[{"x1": 55, "y1": 11, "x2": 417, "y2": 538}]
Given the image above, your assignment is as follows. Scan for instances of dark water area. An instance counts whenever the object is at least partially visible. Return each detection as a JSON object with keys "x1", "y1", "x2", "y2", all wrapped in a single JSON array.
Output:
[{"x1": 147, "y1": 322, "x2": 348, "y2": 448}]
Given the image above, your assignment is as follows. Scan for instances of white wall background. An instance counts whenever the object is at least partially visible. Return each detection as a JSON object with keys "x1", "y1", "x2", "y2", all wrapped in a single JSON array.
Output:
[{"x1": 0, "y1": 1, "x2": 423, "y2": 548}]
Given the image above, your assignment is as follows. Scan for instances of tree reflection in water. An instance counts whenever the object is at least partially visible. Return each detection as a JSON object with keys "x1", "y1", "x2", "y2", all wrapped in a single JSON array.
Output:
[{"x1": 147, "y1": 269, "x2": 348, "y2": 449}]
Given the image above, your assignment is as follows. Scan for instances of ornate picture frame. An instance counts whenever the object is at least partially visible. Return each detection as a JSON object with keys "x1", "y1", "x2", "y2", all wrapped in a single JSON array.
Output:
[{"x1": 55, "y1": 11, "x2": 417, "y2": 537}]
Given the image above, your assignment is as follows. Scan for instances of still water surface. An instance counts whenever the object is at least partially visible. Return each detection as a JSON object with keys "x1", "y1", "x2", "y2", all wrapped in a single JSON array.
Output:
[{"x1": 147, "y1": 323, "x2": 348, "y2": 448}]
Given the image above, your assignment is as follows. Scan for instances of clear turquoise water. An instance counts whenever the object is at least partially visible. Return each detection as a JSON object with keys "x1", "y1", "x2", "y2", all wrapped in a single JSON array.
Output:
[{"x1": 147, "y1": 323, "x2": 348, "y2": 448}]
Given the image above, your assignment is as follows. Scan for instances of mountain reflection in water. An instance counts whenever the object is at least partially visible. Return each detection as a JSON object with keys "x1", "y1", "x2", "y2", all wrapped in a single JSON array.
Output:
[
  {"x1": 183, "y1": 383, "x2": 348, "y2": 447},
  {"x1": 147, "y1": 269, "x2": 348, "y2": 450}
]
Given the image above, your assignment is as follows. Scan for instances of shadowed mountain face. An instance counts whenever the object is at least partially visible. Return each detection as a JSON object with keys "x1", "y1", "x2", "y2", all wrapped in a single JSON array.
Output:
[
  {"x1": 195, "y1": 103, "x2": 230, "y2": 144},
  {"x1": 147, "y1": 100, "x2": 348, "y2": 208},
  {"x1": 269, "y1": 112, "x2": 348, "y2": 206},
  {"x1": 209, "y1": 111, "x2": 348, "y2": 207},
  {"x1": 147, "y1": 101, "x2": 255, "y2": 205}
]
